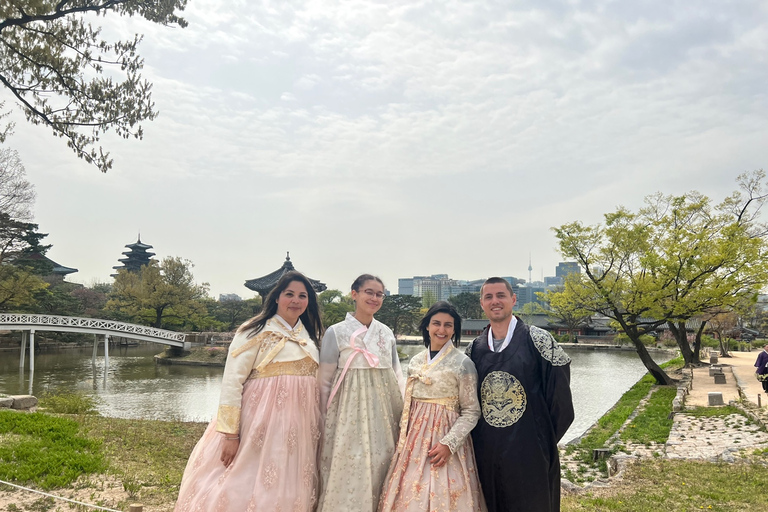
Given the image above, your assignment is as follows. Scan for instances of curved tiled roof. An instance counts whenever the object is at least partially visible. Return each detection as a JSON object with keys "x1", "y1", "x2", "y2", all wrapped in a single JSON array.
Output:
[{"x1": 244, "y1": 253, "x2": 326, "y2": 296}]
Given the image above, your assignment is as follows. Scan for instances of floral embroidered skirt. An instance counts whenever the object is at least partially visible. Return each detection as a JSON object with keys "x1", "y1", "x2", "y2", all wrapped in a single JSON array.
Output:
[
  {"x1": 317, "y1": 368, "x2": 404, "y2": 512},
  {"x1": 378, "y1": 400, "x2": 486, "y2": 512},
  {"x1": 175, "y1": 374, "x2": 321, "y2": 512}
]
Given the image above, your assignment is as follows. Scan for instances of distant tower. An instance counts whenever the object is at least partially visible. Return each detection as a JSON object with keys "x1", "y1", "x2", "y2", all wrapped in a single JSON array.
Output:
[
  {"x1": 528, "y1": 253, "x2": 533, "y2": 284},
  {"x1": 111, "y1": 235, "x2": 155, "y2": 277}
]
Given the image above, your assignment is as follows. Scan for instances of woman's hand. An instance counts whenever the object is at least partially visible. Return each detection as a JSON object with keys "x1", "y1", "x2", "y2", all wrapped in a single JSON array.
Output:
[
  {"x1": 220, "y1": 437, "x2": 240, "y2": 467},
  {"x1": 428, "y1": 442, "x2": 451, "y2": 468}
]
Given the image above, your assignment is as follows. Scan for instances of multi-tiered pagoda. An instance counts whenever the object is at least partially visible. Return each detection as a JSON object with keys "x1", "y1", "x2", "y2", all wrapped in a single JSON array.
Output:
[
  {"x1": 111, "y1": 236, "x2": 155, "y2": 277},
  {"x1": 244, "y1": 252, "x2": 326, "y2": 297}
]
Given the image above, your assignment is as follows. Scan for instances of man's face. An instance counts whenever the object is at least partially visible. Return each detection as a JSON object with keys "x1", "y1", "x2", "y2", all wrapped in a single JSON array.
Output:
[{"x1": 480, "y1": 283, "x2": 516, "y2": 323}]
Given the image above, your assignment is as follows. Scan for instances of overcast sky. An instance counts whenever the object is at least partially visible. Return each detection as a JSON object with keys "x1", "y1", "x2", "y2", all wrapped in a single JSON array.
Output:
[{"x1": 2, "y1": 0, "x2": 767, "y2": 297}]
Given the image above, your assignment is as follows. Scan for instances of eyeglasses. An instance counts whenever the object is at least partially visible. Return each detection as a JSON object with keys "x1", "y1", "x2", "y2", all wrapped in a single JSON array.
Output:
[{"x1": 362, "y1": 289, "x2": 385, "y2": 300}]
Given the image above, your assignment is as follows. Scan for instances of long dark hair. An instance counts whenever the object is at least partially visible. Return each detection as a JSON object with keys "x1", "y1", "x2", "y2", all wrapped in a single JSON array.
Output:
[
  {"x1": 418, "y1": 301, "x2": 462, "y2": 348},
  {"x1": 238, "y1": 271, "x2": 323, "y2": 342}
]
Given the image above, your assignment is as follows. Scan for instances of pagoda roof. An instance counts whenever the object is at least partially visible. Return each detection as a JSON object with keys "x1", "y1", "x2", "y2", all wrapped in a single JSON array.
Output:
[
  {"x1": 23, "y1": 253, "x2": 78, "y2": 275},
  {"x1": 244, "y1": 252, "x2": 327, "y2": 296}
]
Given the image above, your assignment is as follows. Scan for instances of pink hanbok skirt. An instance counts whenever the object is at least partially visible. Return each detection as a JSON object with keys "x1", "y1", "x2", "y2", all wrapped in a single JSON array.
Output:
[
  {"x1": 378, "y1": 400, "x2": 485, "y2": 512},
  {"x1": 175, "y1": 373, "x2": 321, "y2": 512}
]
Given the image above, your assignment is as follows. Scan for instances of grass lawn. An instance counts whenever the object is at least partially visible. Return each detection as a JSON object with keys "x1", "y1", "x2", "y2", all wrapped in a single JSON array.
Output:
[{"x1": 562, "y1": 458, "x2": 768, "y2": 511}]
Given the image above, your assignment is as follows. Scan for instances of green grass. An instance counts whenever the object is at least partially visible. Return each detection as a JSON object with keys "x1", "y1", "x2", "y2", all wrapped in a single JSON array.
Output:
[
  {"x1": 0, "y1": 411, "x2": 106, "y2": 489},
  {"x1": 621, "y1": 386, "x2": 677, "y2": 444},
  {"x1": 562, "y1": 459, "x2": 768, "y2": 511},
  {"x1": 39, "y1": 390, "x2": 100, "y2": 415},
  {"x1": 566, "y1": 373, "x2": 655, "y2": 464},
  {"x1": 75, "y1": 415, "x2": 207, "y2": 505},
  {"x1": 565, "y1": 356, "x2": 684, "y2": 469}
]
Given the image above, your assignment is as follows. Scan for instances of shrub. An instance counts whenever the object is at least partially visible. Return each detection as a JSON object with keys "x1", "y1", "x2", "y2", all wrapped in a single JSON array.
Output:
[{"x1": 39, "y1": 391, "x2": 100, "y2": 415}]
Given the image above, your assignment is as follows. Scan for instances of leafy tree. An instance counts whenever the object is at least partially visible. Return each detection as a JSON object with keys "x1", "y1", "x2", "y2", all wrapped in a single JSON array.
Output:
[
  {"x1": 0, "y1": 213, "x2": 50, "y2": 311},
  {"x1": 318, "y1": 289, "x2": 354, "y2": 327},
  {"x1": 107, "y1": 256, "x2": 212, "y2": 329},
  {"x1": 0, "y1": 148, "x2": 35, "y2": 220},
  {"x1": 0, "y1": 0, "x2": 187, "y2": 172},
  {"x1": 517, "y1": 301, "x2": 543, "y2": 325},
  {"x1": 448, "y1": 292, "x2": 483, "y2": 319},
  {"x1": 537, "y1": 278, "x2": 592, "y2": 343},
  {"x1": 376, "y1": 294, "x2": 422, "y2": 336},
  {"x1": 421, "y1": 291, "x2": 437, "y2": 308},
  {"x1": 554, "y1": 171, "x2": 768, "y2": 384},
  {"x1": 70, "y1": 284, "x2": 109, "y2": 317},
  {"x1": 214, "y1": 296, "x2": 262, "y2": 331}
]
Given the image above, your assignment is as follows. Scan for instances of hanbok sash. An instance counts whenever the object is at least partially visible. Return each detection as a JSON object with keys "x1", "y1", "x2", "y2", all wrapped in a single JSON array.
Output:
[
  {"x1": 395, "y1": 343, "x2": 452, "y2": 454},
  {"x1": 326, "y1": 326, "x2": 380, "y2": 409}
]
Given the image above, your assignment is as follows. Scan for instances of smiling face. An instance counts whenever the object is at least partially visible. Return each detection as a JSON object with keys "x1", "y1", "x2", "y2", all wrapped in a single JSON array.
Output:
[
  {"x1": 351, "y1": 279, "x2": 385, "y2": 317},
  {"x1": 428, "y1": 312, "x2": 455, "y2": 352},
  {"x1": 275, "y1": 280, "x2": 309, "y2": 327},
  {"x1": 480, "y1": 282, "x2": 516, "y2": 324}
]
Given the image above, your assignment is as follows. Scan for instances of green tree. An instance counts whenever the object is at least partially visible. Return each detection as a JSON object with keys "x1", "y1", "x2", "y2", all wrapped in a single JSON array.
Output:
[
  {"x1": 0, "y1": 0, "x2": 187, "y2": 172},
  {"x1": 448, "y1": 292, "x2": 483, "y2": 319},
  {"x1": 376, "y1": 295, "x2": 422, "y2": 336},
  {"x1": 318, "y1": 289, "x2": 354, "y2": 327},
  {"x1": 421, "y1": 291, "x2": 437, "y2": 308},
  {"x1": 537, "y1": 278, "x2": 592, "y2": 343},
  {"x1": 0, "y1": 213, "x2": 50, "y2": 311},
  {"x1": 554, "y1": 171, "x2": 768, "y2": 384},
  {"x1": 213, "y1": 296, "x2": 262, "y2": 331},
  {"x1": 107, "y1": 256, "x2": 211, "y2": 329},
  {"x1": 518, "y1": 301, "x2": 543, "y2": 326}
]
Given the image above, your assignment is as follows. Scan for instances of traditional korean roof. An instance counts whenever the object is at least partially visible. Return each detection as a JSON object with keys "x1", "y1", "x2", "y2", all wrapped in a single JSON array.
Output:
[
  {"x1": 244, "y1": 252, "x2": 327, "y2": 296},
  {"x1": 22, "y1": 252, "x2": 78, "y2": 275}
]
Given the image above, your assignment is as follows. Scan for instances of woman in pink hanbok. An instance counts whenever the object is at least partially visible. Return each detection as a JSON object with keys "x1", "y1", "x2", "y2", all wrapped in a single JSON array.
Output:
[
  {"x1": 317, "y1": 274, "x2": 405, "y2": 512},
  {"x1": 175, "y1": 271, "x2": 323, "y2": 512},
  {"x1": 379, "y1": 301, "x2": 486, "y2": 512}
]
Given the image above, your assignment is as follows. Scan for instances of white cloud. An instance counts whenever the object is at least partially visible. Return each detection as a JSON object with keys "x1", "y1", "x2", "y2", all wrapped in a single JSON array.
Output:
[{"x1": 2, "y1": 0, "x2": 766, "y2": 296}]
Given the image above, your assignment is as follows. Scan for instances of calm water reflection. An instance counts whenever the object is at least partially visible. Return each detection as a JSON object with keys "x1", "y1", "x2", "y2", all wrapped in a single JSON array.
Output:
[{"x1": 0, "y1": 344, "x2": 670, "y2": 443}]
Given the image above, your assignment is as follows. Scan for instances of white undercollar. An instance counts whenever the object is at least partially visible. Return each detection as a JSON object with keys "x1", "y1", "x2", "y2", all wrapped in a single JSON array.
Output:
[{"x1": 487, "y1": 316, "x2": 517, "y2": 353}]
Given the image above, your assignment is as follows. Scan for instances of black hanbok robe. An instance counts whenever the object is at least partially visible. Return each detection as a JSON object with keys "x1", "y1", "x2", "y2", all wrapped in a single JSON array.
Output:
[{"x1": 467, "y1": 318, "x2": 574, "y2": 512}]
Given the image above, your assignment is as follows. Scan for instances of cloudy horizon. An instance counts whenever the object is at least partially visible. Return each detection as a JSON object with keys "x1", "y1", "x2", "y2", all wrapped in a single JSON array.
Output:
[{"x1": 1, "y1": 0, "x2": 766, "y2": 297}]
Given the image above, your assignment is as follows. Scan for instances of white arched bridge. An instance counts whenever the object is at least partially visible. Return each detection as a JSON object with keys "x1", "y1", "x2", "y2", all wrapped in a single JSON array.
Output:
[{"x1": 0, "y1": 313, "x2": 189, "y2": 376}]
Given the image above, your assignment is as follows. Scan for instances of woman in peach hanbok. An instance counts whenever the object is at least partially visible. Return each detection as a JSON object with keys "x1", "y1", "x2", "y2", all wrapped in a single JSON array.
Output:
[
  {"x1": 379, "y1": 301, "x2": 486, "y2": 512},
  {"x1": 175, "y1": 271, "x2": 323, "y2": 512}
]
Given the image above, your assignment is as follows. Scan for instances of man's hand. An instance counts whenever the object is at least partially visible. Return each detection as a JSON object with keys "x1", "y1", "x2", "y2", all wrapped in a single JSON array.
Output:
[
  {"x1": 428, "y1": 442, "x2": 451, "y2": 468},
  {"x1": 220, "y1": 437, "x2": 240, "y2": 467}
]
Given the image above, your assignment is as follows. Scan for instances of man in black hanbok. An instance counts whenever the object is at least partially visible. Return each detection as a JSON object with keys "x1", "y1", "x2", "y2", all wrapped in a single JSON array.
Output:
[{"x1": 466, "y1": 277, "x2": 574, "y2": 512}]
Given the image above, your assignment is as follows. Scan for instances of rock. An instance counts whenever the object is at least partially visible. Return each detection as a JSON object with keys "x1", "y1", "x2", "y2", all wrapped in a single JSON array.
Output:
[
  {"x1": 561, "y1": 479, "x2": 582, "y2": 494},
  {"x1": 10, "y1": 395, "x2": 37, "y2": 410},
  {"x1": 0, "y1": 397, "x2": 13, "y2": 408}
]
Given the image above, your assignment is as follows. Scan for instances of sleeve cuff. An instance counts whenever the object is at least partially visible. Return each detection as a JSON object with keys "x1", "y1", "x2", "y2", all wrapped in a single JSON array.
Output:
[{"x1": 216, "y1": 404, "x2": 241, "y2": 434}]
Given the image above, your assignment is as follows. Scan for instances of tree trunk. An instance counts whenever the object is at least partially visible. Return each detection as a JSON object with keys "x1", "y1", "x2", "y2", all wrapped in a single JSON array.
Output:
[
  {"x1": 692, "y1": 321, "x2": 706, "y2": 364},
  {"x1": 154, "y1": 306, "x2": 165, "y2": 328},
  {"x1": 628, "y1": 329, "x2": 673, "y2": 385},
  {"x1": 717, "y1": 332, "x2": 730, "y2": 357},
  {"x1": 668, "y1": 321, "x2": 695, "y2": 366}
]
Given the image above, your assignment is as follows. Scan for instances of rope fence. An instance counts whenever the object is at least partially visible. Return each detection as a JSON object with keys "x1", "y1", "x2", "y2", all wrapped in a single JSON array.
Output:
[{"x1": 0, "y1": 479, "x2": 142, "y2": 512}]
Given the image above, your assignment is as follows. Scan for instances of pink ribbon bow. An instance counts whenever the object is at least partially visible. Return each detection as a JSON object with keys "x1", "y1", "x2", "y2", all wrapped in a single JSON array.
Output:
[{"x1": 326, "y1": 326, "x2": 380, "y2": 409}]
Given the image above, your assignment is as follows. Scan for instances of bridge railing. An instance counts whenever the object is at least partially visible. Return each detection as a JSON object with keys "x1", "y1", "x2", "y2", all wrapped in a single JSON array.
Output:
[{"x1": 0, "y1": 313, "x2": 186, "y2": 343}]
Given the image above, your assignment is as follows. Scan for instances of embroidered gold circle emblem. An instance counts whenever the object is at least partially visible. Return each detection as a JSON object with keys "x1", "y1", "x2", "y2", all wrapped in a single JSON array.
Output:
[{"x1": 480, "y1": 371, "x2": 526, "y2": 428}]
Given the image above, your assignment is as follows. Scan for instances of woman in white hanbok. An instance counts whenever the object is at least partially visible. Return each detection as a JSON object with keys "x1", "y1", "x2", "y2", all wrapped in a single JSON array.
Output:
[
  {"x1": 317, "y1": 274, "x2": 405, "y2": 512},
  {"x1": 175, "y1": 271, "x2": 324, "y2": 512},
  {"x1": 379, "y1": 301, "x2": 485, "y2": 512}
]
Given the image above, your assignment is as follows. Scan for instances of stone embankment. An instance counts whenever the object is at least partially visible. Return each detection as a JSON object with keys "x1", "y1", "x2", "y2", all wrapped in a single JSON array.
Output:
[
  {"x1": 562, "y1": 350, "x2": 768, "y2": 493},
  {"x1": 0, "y1": 395, "x2": 38, "y2": 411}
]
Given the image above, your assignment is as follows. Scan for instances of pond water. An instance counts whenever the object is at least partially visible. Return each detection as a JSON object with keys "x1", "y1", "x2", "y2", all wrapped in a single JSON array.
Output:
[{"x1": 0, "y1": 344, "x2": 671, "y2": 444}]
